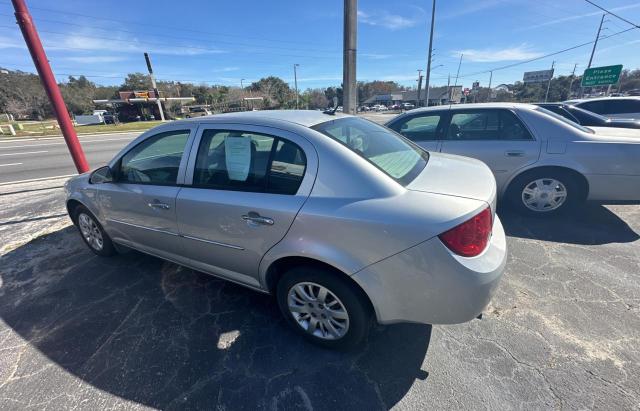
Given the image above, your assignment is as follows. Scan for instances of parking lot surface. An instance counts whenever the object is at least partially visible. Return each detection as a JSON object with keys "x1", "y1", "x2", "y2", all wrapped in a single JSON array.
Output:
[{"x1": 0, "y1": 179, "x2": 639, "y2": 410}]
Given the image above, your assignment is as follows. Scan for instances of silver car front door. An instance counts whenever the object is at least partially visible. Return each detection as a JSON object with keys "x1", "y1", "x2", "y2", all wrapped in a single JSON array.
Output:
[
  {"x1": 98, "y1": 128, "x2": 195, "y2": 261},
  {"x1": 439, "y1": 109, "x2": 541, "y2": 189},
  {"x1": 176, "y1": 124, "x2": 317, "y2": 288}
]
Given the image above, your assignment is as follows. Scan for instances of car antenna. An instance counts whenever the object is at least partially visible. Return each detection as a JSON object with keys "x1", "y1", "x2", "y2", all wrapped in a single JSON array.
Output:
[{"x1": 323, "y1": 97, "x2": 339, "y2": 115}]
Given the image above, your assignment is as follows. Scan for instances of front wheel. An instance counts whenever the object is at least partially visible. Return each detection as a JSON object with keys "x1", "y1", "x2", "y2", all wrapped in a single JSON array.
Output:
[
  {"x1": 74, "y1": 205, "x2": 116, "y2": 256},
  {"x1": 507, "y1": 170, "x2": 584, "y2": 216},
  {"x1": 276, "y1": 266, "x2": 371, "y2": 350}
]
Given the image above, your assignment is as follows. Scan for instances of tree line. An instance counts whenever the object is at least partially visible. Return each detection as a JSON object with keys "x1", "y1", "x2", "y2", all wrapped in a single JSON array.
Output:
[{"x1": 1, "y1": 66, "x2": 639, "y2": 120}]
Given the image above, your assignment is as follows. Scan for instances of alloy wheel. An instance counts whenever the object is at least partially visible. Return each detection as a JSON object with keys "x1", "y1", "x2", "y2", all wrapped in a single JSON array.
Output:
[
  {"x1": 521, "y1": 178, "x2": 568, "y2": 212},
  {"x1": 78, "y1": 213, "x2": 104, "y2": 251},
  {"x1": 287, "y1": 282, "x2": 350, "y2": 340}
]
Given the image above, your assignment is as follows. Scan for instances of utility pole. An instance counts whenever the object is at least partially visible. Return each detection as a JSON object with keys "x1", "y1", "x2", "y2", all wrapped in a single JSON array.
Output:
[
  {"x1": 416, "y1": 69, "x2": 423, "y2": 106},
  {"x1": 144, "y1": 52, "x2": 165, "y2": 121},
  {"x1": 568, "y1": 63, "x2": 577, "y2": 98},
  {"x1": 293, "y1": 64, "x2": 300, "y2": 109},
  {"x1": 581, "y1": 14, "x2": 605, "y2": 97},
  {"x1": 425, "y1": 0, "x2": 436, "y2": 107},
  {"x1": 240, "y1": 78, "x2": 245, "y2": 89},
  {"x1": 487, "y1": 70, "x2": 493, "y2": 102},
  {"x1": 446, "y1": 73, "x2": 450, "y2": 103},
  {"x1": 588, "y1": 14, "x2": 605, "y2": 69},
  {"x1": 342, "y1": 0, "x2": 357, "y2": 114},
  {"x1": 544, "y1": 61, "x2": 555, "y2": 102},
  {"x1": 12, "y1": 0, "x2": 88, "y2": 173}
]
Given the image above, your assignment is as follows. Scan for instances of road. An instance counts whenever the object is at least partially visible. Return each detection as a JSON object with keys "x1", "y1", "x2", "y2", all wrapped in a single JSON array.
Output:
[
  {"x1": 0, "y1": 132, "x2": 141, "y2": 184},
  {"x1": 0, "y1": 114, "x2": 396, "y2": 185}
]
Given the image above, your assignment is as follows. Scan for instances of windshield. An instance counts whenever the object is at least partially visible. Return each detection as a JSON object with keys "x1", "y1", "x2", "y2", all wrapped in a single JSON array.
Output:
[
  {"x1": 534, "y1": 107, "x2": 594, "y2": 134},
  {"x1": 312, "y1": 117, "x2": 429, "y2": 186}
]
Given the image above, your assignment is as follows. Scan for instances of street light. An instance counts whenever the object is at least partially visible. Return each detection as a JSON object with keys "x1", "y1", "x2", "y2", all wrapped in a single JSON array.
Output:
[{"x1": 293, "y1": 64, "x2": 300, "y2": 109}]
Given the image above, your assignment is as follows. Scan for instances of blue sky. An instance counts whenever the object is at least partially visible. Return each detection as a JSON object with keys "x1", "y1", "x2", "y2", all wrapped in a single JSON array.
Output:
[{"x1": 1, "y1": 0, "x2": 640, "y2": 91}]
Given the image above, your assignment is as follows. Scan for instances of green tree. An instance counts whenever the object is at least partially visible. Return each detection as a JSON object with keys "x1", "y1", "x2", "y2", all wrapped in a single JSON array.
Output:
[
  {"x1": 119, "y1": 72, "x2": 152, "y2": 91},
  {"x1": 249, "y1": 76, "x2": 292, "y2": 108}
]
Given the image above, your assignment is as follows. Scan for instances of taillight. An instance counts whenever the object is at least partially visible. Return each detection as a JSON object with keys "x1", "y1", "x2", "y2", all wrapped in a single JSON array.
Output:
[{"x1": 438, "y1": 207, "x2": 492, "y2": 257}]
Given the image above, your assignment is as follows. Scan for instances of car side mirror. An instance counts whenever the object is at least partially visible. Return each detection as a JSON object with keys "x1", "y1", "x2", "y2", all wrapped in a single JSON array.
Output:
[{"x1": 89, "y1": 165, "x2": 114, "y2": 184}]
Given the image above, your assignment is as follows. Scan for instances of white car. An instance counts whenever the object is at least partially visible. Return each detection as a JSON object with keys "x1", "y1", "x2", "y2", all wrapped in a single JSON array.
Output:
[{"x1": 565, "y1": 97, "x2": 640, "y2": 120}]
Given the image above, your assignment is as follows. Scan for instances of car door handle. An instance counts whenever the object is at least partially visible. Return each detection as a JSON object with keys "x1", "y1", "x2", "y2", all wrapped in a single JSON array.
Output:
[
  {"x1": 242, "y1": 212, "x2": 274, "y2": 226},
  {"x1": 148, "y1": 201, "x2": 171, "y2": 210},
  {"x1": 505, "y1": 150, "x2": 524, "y2": 157}
]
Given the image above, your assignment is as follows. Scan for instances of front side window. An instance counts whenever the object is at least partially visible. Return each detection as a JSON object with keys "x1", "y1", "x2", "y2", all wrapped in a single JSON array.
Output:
[
  {"x1": 392, "y1": 113, "x2": 443, "y2": 141},
  {"x1": 118, "y1": 129, "x2": 190, "y2": 185},
  {"x1": 447, "y1": 110, "x2": 533, "y2": 140},
  {"x1": 193, "y1": 130, "x2": 306, "y2": 194},
  {"x1": 578, "y1": 100, "x2": 605, "y2": 114},
  {"x1": 312, "y1": 117, "x2": 428, "y2": 186}
]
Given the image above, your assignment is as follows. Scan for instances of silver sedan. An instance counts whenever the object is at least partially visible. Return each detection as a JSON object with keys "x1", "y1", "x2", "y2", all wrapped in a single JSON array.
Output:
[
  {"x1": 387, "y1": 103, "x2": 640, "y2": 215},
  {"x1": 65, "y1": 111, "x2": 506, "y2": 349}
]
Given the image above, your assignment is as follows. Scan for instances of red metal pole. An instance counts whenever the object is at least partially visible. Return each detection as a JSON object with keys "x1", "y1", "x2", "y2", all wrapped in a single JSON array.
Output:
[{"x1": 12, "y1": 0, "x2": 89, "y2": 173}]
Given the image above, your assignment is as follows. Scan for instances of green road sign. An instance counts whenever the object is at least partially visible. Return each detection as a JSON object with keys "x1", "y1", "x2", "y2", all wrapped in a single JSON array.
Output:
[{"x1": 581, "y1": 65, "x2": 623, "y2": 87}]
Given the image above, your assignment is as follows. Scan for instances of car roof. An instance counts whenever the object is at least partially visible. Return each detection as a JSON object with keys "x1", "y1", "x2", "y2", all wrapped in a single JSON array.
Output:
[
  {"x1": 175, "y1": 110, "x2": 352, "y2": 128},
  {"x1": 402, "y1": 102, "x2": 539, "y2": 114},
  {"x1": 565, "y1": 96, "x2": 640, "y2": 104}
]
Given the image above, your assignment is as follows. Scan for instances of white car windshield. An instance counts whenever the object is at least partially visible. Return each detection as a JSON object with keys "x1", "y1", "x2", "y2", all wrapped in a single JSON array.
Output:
[
  {"x1": 535, "y1": 107, "x2": 594, "y2": 133},
  {"x1": 313, "y1": 117, "x2": 428, "y2": 186}
]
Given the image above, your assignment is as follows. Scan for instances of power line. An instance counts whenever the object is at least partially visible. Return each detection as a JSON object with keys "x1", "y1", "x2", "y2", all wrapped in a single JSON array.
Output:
[
  {"x1": 457, "y1": 26, "x2": 638, "y2": 79},
  {"x1": 0, "y1": 3, "x2": 333, "y2": 48},
  {"x1": 583, "y1": 0, "x2": 640, "y2": 28},
  {"x1": 0, "y1": 12, "x2": 341, "y2": 55},
  {"x1": 0, "y1": 25, "x2": 341, "y2": 60}
]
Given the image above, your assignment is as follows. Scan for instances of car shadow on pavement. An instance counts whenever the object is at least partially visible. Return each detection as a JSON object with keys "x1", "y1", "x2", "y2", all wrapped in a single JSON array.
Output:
[
  {"x1": 499, "y1": 203, "x2": 639, "y2": 245},
  {"x1": 0, "y1": 227, "x2": 432, "y2": 410}
]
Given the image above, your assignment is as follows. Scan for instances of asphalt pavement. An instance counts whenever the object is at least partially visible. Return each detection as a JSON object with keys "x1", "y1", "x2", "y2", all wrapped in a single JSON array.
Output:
[
  {"x1": 0, "y1": 177, "x2": 639, "y2": 409},
  {"x1": 0, "y1": 132, "x2": 141, "y2": 184}
]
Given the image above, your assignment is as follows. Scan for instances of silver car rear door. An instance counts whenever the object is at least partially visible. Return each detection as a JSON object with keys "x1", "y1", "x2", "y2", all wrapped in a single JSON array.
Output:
[{"x1": 175, "y1": 123, "x2": 318, "y2": 288}]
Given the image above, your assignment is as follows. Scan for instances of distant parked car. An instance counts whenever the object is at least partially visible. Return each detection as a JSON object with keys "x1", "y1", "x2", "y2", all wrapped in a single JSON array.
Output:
[
  {"x1": 565, "y1": 97, "x2": 640, "y2": 119},
  {"x1": 65, "y1": 110, "x2": 506, "y2": 349},
  {"x1": 402, "y1": 103, "x2": 415, "y2": 110},
  {"x1": 185, "y1": 107, "x2": 212, "y2": 118},
  {"x1": 386, "y1": 103, "x2": 640, "y2": 215},
  {"x1": 536, "y1": 103, "x2": 640, "y2": 129}
]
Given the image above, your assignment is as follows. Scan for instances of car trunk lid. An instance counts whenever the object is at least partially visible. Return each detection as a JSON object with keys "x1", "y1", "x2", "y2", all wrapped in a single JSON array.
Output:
[{"x1": 407, "y1": 152, "x2": 497, "y2": 216}]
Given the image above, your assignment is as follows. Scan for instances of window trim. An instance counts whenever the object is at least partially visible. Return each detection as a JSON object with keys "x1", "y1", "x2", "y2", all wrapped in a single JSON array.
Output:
[
  {"x1": 443, "y1": 108, "x2": 536, "y2": 142},
  {"x1": 112, "y1": 128, "x2": 194, "y2": 187},
  {"x1": 184, "y1": 124, "x2": 313, "y2": 196}
]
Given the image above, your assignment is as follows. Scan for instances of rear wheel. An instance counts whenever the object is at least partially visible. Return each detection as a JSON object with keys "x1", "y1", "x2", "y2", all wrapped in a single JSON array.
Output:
[
  {"x1": 507, "y1": 170, "x2": 584, "y2": 216},
  {"x1": 74, "y1": 205, "x2": 116, "y2": 256},
  {"x1": 276, "y1": 265, "x2": 371, "y2": 350}
]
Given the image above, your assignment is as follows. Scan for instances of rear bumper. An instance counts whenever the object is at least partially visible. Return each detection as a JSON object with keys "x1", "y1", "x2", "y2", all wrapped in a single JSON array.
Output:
[{"x1": 352, "y1": 216, "x2": 507, "y2": 325}]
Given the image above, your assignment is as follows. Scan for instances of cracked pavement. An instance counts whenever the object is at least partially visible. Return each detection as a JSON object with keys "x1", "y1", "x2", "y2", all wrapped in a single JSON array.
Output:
[{"x1": 0, "y1": 179, "x2": 639, "y2": 410}]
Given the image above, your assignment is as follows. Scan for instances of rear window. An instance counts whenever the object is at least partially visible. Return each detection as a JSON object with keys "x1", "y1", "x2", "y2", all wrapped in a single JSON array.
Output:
[
  {"x1": 534, "y1": 107, "x2": 594, "y2": 133},
  {"x1": 312, "y1": 117, "x2": 428, "y2": 186}
]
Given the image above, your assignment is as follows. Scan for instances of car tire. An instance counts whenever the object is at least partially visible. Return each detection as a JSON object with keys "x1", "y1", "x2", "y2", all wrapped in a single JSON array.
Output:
[
  {"x1": 74, "y1": 205, "x2": 116, "y2": 257},
  {"x1": 276, "y1": 265, "x2": 371, "y2": 350},
  {"x1": 506, "y1": 169, "x2": 584, "y2": 217}
]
